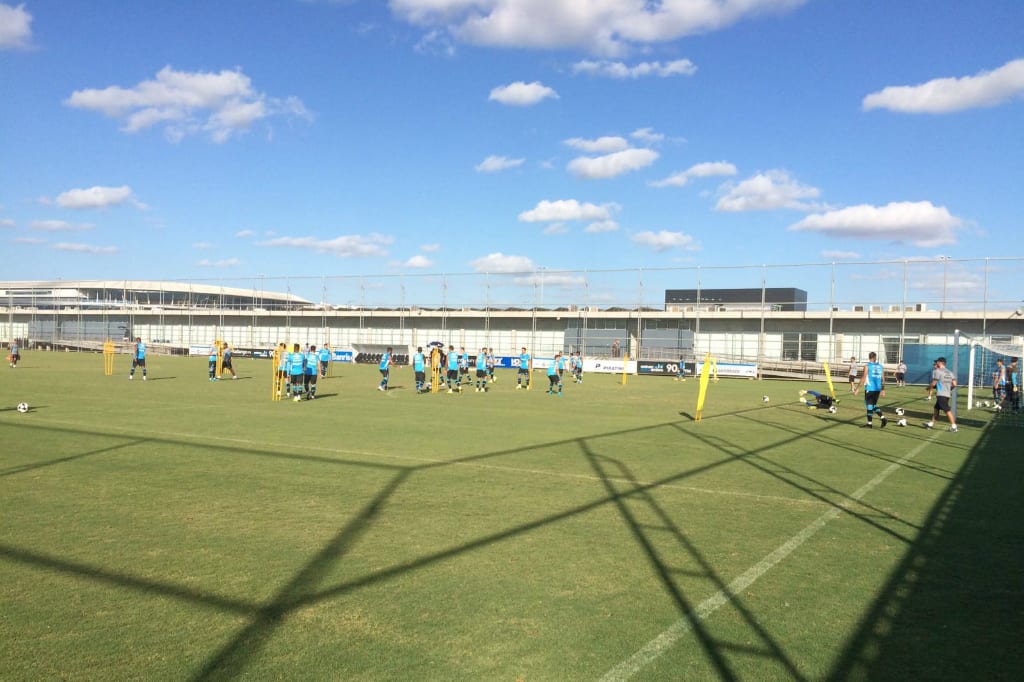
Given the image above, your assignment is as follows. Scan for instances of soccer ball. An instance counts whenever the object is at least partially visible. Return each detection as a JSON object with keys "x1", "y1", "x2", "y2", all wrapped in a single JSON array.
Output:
[
  {"x1": 897, "y1": 418, "x2": 907, "y2": 427},
  {"x1": 761, "y1": 395, "x2": 770, "y2": 403},
  {"x1": 828, "y1": 405, "x2": 837, "y2": 414},
  {"x1": 994, "y1": 404, "x2": 1003, "y2": 411},
  {"x1": 895, "y1": 407, "x2": 906, "y2": 416},
  {"x1": 16, "y1": 402, "x2": 29, "y2": 413}
]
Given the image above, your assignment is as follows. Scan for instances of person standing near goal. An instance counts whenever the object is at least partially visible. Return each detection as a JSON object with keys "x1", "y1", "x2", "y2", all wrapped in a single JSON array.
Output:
[
  {"x1": 853, "y1": 351, "x2": 887, "y2": 428},
  {"x1": 926, "y1": 357, "x2": 958, "y2": 432},
  {"x1": 847, "y1": 356, "x2": 858, "y2": 393},
  {"x1": 1008, "y1": 357, "x2": 1020, "y2": 411}
]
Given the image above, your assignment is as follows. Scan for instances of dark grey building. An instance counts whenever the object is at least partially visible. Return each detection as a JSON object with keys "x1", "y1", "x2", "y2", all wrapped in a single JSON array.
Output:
[{"x1": 665, "y1": 287, "x2": 808, "y2": 312}]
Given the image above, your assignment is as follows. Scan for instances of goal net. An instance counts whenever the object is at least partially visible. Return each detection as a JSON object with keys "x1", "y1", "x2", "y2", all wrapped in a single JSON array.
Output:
[{"x1": 957, "y1": 332, "x2": 1023, "y2": 411}]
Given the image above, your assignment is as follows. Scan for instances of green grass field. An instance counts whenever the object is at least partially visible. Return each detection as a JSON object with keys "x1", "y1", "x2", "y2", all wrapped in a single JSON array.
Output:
[{"x1": 2, "y1": 352, "x2": 1021, "y2": 681}]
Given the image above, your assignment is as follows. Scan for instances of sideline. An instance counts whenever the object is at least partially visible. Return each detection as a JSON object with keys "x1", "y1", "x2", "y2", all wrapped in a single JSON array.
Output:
[{"x1": 599, "y1": 433, "x2": 939, "y2": 681}]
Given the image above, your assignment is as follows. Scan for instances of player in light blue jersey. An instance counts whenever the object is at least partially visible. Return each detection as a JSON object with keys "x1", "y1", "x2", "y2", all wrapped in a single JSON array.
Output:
[
  {"x1": 474, "y1": 347, "x2": 489, "y2": 392},
  {"x1": 853, "y1": 351, "x2": 887, "y2": 428},
  {"x1": 287, "y1": 343, "x2": 306, "y2": 401},
  {"x1": 486, "y1": 347, "x2": 496, "y2": 384},
  {"x1": 130, "y1": 337, "x2": 147, "y2": 381},
  {"x1": 458, "y1": 347, "x2": 470, "y2": 387},
  {"x1": 516, "y1": 347, "x2": 531, "y2": 390},
  {"x1": 546, "y1": 353, "x2": 563, "y2": 396},
  {"x1": 378, "y1": 347, "x2": 392, "y2": 392},
  {"x1": 208, "y1": 345, "x2": 219, "y2": 381},
  {"x1": 570, "y1": 350, "x2": 583, "y2": 384},
  {"x1": 412, "y1": 346, "x2": 426, "y2": 393},
  {"x1": 317, "y1": 345, "x2": 331, "y2": 378},
  {"x1": 304, "y1": 345, "x2": 319, "y2": 399},
  {"x1": 446, "y1": 344, "x2": 460, "y2": 393},
  {"x1": 221, "y1": 344, "x2": 238, "y2": 380}
]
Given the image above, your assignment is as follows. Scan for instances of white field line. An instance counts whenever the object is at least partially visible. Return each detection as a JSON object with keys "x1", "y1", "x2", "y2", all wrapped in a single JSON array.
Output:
[
  {"x1": 36, "y1": 417, "x2": 832, "y2": 509},
  {"x1": 599, "y1": 433, "x2": 938, "y2": 682}
]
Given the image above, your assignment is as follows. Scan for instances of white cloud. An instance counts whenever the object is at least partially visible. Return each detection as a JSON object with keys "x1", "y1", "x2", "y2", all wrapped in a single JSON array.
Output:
[
  {"x1": 631, "y1": 230, "x2": 699, "y2": 252},
  {"x1": 488, "y1": 81, "x2": 559, "y2": 106},
  {"x1": 0, "y1": 218, "x2": 15, "y2": 228},
  {"x1": 258, "y1": 234, "x2": 393, "y2": 257},
  {"x1": 13, "y1": 236, "x2": 46, "y2": 244},
  {"x1": 470, "y1": 252, "x2": 535, "y2": 273},
  {"x1": 404, "y1": 254, "x2": 434, "y2": 268},
  {"x1": 630, "y1": 127, "x2": 665, "y2": 144},
  {"x1": 421, "y1": 243, "x2": 441, "y2": 252},
  {"x1": 650, "y1": 161, "x2": 737, "y2": 188},
  {"x1": 475, "y1": 155, "x2": 525, "y2": 173},
  {"x1": 584, "y1": 220, "x2": 619, "y2": 233},
  {"x1": 564, "y1": 136, "x2": 629, "y2": 153},
  {"x1": 571, "y1": 59, "x2": 697, "y2": 78},
  {"x1": 518, "y1": 199, "x2": 615, "y2": 223},
  {"x1": 568, "y1": 148, "x2": 659, "y2": 179},
  {"x1": 542, "y1": 222, "x2": 568, "y2": 235},
  {"x1": 789, "y1": 201, "x2": 963, "y2": 248},
  {"x1": 65, "y1": 66, "x2": 311, "y2": 143},
  {"x1": 390, "y1": 0, "x2": 807, "y2": 55},
  {"x1": 53, "y1": 242, "x2": 118, "y2": 254},
  {"x1": 197, "y1": 258, "x2": 242, "y2": 267},
  {"x1": 0, "y1": 3, "x2": 32, "y2": 49},
  {"x1": 716, "y1": 170, "x2": 822, "y2": 211},
  {"x1": 234, "y1": 229, "x2": 256, "y2": 238},
  {"x1": 56, "y1": 185, "x2": 145, "y2": 209},
  {"x1": 821, "y1": 250, "x2": 861, "y2": 260},
  {"x1": 30, "y1": 220, "x2": 94, "y2": 232},
  {"x1": 863, "y1": 58, "x2": 1024, "y2": 114}
]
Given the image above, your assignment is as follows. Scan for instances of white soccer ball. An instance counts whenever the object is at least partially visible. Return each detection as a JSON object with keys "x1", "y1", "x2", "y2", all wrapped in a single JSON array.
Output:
[
  {"x1": 762, "y1": 395, "x2": 770, "y2": 403},
  {"x1": 994, "y1": 404, "x2": 1003, "y2": 411},
  {"x1": 16, "y1": 402, "x2": 29, "y2": 413},
  {"x1": 895, "y1": 407, "x2": 906, "y2": 416},
  {"x1": 828, "y1": 405, "x2": 837, "y2": 414},
  {"x1": 897, "y1": 418, "x2": 907, "y2": 427}
]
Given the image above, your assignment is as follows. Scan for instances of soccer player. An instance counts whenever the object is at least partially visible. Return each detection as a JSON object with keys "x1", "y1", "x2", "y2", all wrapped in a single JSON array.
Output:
[
  {"x1": 516, "y1": 347, "x2": 531, "y2": 390},
  {"x1": 546, "y1": 353, "x2": 563, "y2": 396},
  {"x1": 304, "y1": 345, "x2": 319, "y2": 399},
  {"x1": 853, "y1": 351, "x2": 887, "y2": 428},
  {"x1": 475, "y1": 347, "x2": 489, "y2": 392},
  {"x1": 994, "y1": 358, "x2": 1007, "y2": 404},
  {"x1": 221, "y1": 344, "x2": 238, "y2": 379},
  {"x1": 378, "y1": 346, "x2": 392, "y2": 392},
  {"x1": 799, "y1": 389, "x2": 838, "y2": 410},
  {"x1": 446, "y1": 344, "x2": 460, "y2": 393},
  {"x1": 847, "y1": 357, "x2": 858, "y2": 393},
  {"x1": 208, "y1": 344, "x2": 219, "y2": 381},
  {"x1": 412, "y1": 346, "x2": 426, "y2": 393},
  {"x1": 926, "y1": 357, "x2": 958, "y2": 432},
  {"x1": 8, "y1": 340, "x2": 19, "y2": 368},
  {"x1": 674, "y1": 353, "x2": 686, "y2": 382},
  {"x1": 895, "y1": 359, "x2": 907, "y2": 387},
  {"x1": 275, "y1": 343, "x2": 288, "y2": 397},
  {"x1": 486, "y1": 347, "x2": 496, "y2": 384},
  {"x1": 318, "y1": 344, "x2": 331, "y2": 378},
  {"x1": 287, "y1": 343, "x2": 306, "y2": 401},
  {"x1": 1008, "y1": 357, "x2": 1020, "y2": 411},
  {"x1": 458, "y1": 347, "x2": 470, "y2": 387},
  {"x1": 129, "y1": 337, "x2": 147, "y2": 381}
]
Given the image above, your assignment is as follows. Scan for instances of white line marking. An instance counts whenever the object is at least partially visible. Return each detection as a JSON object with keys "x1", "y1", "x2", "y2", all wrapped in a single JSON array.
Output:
[{"x1": 599, "y1": 434, "x2": 937, "y2": 681}]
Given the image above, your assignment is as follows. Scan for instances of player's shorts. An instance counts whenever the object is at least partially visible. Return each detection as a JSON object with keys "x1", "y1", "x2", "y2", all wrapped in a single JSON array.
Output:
[
  {"x1": 319, "y1": 361, "x2": 328, "y2": 375},
  {"x1": 518, "y1": 367, "x2": 529, "y2": 376},
  {"x1": 415, "y1": 370, "x2": 425, "y2": 383},
  {"x1": 222, "y1": 358, "x2": 233, "y2": 369},
  {"x1": 447, "y1": 369, "x2": 458, "y2": 381},
  {"x1": 864, "y1": 390, "x2": 881, "y2": 406},
  {"x1": 289, "y1": 372, "x2": 304, "y2": 383},
  {"x1": 935, "y1": 396, "x2": 951, "y2": 412},
  {"x1": 379, "y1": 368, "x2": 389, "y2": 378},
  {"x1": 132, "y1": 357, "x2": 146, "y2": 368},
  {"x1": 895, "y1": 372, "x2": 905, "y2": 381},
  {"x1": 548, "y1": 374, "x2": 559, "y2": 386},
  {"x1": 476, "y1": 369, "x2": 486, "y2": 378}
]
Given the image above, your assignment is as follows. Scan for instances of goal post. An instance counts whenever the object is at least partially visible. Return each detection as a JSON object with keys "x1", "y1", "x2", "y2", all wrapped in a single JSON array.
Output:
[{"x1": 955, "y1": 330, "x2": 1023, "y2": 410}]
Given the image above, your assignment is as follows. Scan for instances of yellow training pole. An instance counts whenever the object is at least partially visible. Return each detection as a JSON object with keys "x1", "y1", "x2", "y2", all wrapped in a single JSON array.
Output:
[
  {"x1": 823, "y1": 361, "x2": 837, "y2": 400},
  {"x1": 271, "y1": 347, "x2": 282, "y2": 400},
  {"x1": 695, "y1": 353, "x2": 713, "y2": 422},
  {"x1": 103, "y1": 340, "x2": 115, "y2": 375},
  {"x1": 215, "y1": 341, "x2": 224, "y2": 379},
  {"x1": 620, "y1": 353, "x2": 629, "y2": 385}
]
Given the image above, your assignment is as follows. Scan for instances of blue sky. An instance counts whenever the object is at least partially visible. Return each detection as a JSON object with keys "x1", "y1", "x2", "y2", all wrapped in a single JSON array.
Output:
[{"x1": 1, "y1": 0, "x2": 1022, "y2": 308}]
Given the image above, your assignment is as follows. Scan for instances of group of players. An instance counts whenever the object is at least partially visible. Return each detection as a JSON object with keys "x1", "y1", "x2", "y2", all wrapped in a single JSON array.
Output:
[
  {"x1": 991, "y1": 357, "x2": 1021, "y2": 410},
  {"x1": 799, "y1": 352, "x2": 961, "y2": 432},
  {"x1": 276, "y1": 343, "x2": 332, "y2": 401},
  {"x1": 389, "y1": 345, "x2": 584, "y2": 396}
]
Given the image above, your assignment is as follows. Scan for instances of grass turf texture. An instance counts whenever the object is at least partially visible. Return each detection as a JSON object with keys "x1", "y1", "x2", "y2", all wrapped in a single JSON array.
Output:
[{"x1": 2, "y1": 354, "x2": 1021, "y2": 681}]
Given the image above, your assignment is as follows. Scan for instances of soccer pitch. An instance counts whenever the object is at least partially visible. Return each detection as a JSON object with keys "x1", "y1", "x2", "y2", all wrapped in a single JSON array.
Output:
[{"x1": 2, "y1": 354, "x2": 1021, "y2": 681}]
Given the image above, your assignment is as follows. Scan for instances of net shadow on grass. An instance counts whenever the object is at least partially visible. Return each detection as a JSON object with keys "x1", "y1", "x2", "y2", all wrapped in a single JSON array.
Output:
[
  {"x1": 0, "y1": 437, "x2": 148, "y2": 478},
  {"x1": 825, "y1": 421, "x2": 1024, "y2": 682},
  {"x1": 582, "y1": 444, "x2": 808, "y2": 681},
  {"x1": 1, "y1": 411, "x2": 965, "y2": 680}
]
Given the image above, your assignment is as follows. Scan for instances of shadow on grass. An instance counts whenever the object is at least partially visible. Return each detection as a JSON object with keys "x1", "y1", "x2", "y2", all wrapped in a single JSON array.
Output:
[
  {"x1": 4, "y1": 406, "x2": 1008, "y2": 680},
  {"x1": 825, "y1": 421, "x2": 1024, "y2": 681}
]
